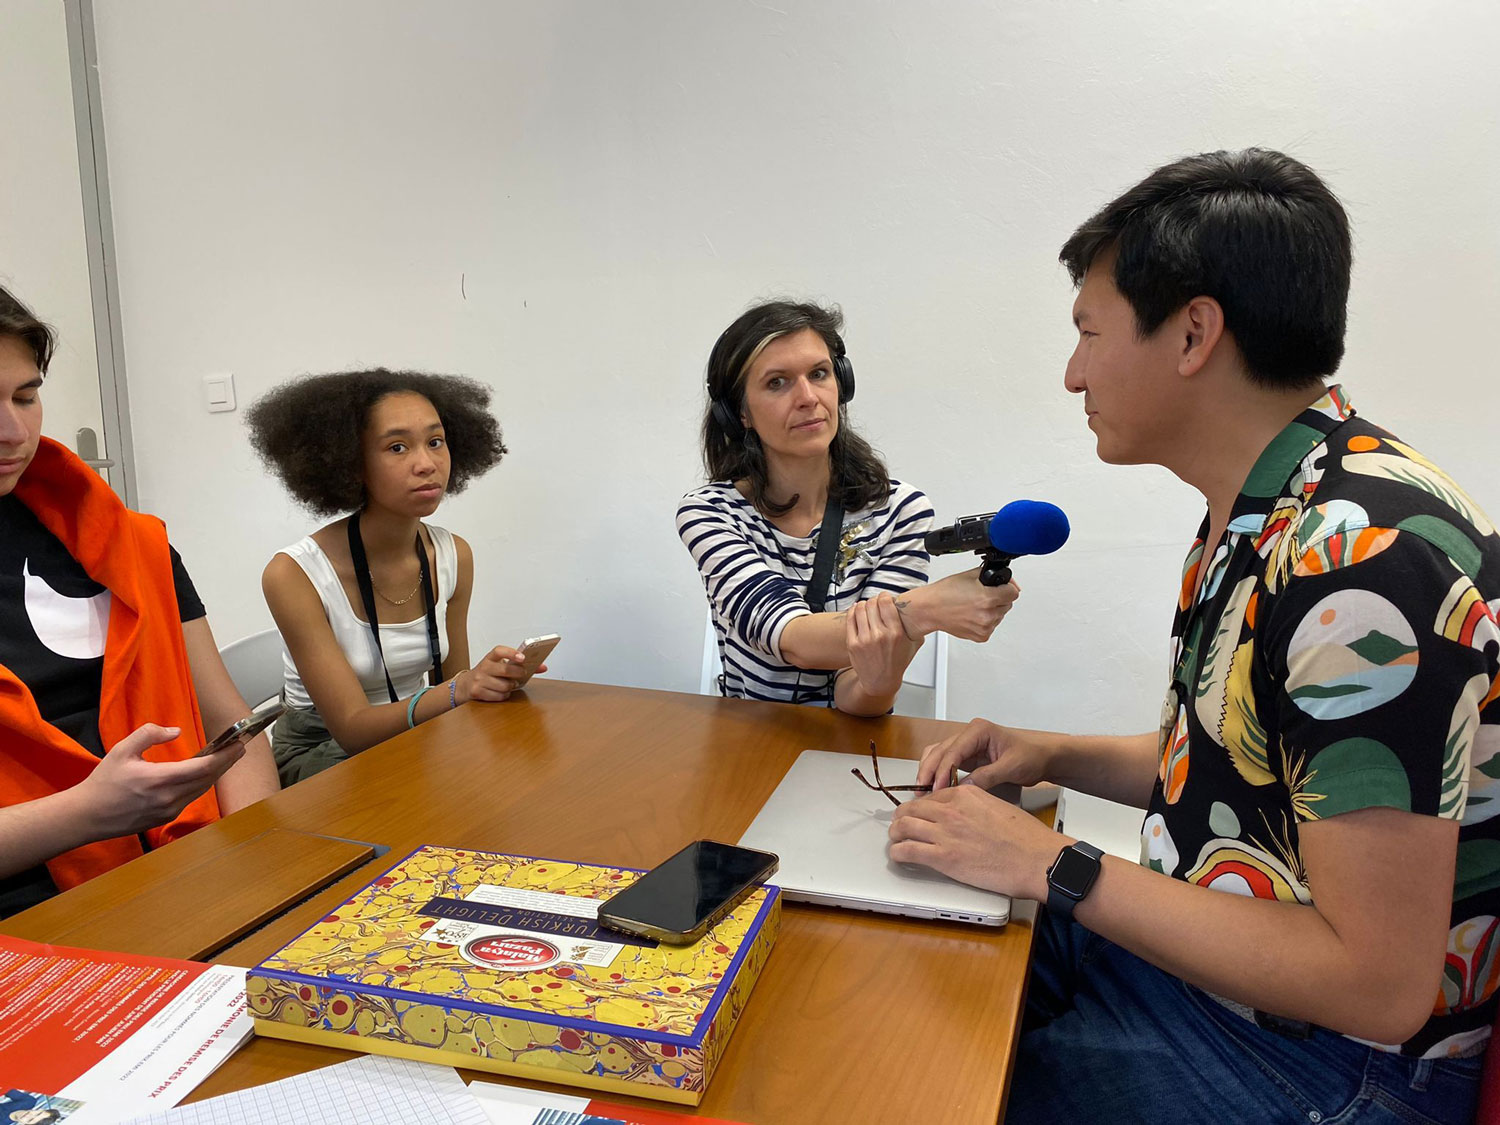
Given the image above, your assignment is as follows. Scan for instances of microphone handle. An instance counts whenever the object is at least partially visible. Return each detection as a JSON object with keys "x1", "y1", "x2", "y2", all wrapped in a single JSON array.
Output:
[{"x1": 979, "y1": 551, "x2": 1014, "y2": 587}]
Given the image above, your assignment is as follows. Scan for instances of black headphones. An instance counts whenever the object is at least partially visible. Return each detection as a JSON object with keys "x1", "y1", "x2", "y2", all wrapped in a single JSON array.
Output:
[{"x1": 707, "y1": 336, "x2": 856, "y2": 440}]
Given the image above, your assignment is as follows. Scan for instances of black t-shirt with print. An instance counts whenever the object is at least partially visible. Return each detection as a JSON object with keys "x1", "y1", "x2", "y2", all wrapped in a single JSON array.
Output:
[
  {"x1": 0, "y1": 494, "x2": 205, "y2": 917},
  {"x1": 1144, "y1": 387, "x2": 1500, "y2": 1059}
]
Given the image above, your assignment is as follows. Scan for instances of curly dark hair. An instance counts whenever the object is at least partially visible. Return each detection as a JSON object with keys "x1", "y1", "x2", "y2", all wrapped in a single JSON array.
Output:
[
  {"x1": 246, "y1": 369, "x2": 506, "y2": 516},
  {"x1": 701, "y1": 300, "x2": 890, "y2": 518}
]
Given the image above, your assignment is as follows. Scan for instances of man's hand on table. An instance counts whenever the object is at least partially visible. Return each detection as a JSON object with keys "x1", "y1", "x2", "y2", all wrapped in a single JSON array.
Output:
[{"x1": 888, "y1": 782, "x2": 1064, "y2": 900}]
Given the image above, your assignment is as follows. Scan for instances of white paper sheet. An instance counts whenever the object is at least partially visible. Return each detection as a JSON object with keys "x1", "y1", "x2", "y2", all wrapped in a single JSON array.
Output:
[
  {"x1": 60, "y1": 963, "x2": 251, "y2": 1117},
  {"x1": 112, "y1": 1055, "x2": 491, "y2": 1125}
]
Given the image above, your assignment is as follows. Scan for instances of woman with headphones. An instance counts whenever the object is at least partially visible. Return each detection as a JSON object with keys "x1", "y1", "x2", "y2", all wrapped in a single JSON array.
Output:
[{"x1": 677, "y1": 299, "x2": 1019, "y2": 715}]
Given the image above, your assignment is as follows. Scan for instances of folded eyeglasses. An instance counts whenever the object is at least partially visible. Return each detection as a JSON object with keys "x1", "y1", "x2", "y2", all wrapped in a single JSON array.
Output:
[{"x1": 850, "y1": 740, "x2": 954, "y2": 807}]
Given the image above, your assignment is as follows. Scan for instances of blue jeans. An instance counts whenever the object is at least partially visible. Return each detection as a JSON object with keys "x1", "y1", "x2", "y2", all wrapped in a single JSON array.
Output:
[{"x1": 1006, "y1": 913, "x2": 1482, "y2": 1125}]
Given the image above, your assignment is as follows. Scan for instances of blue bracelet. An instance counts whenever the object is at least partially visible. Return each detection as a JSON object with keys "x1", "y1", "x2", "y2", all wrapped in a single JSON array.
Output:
[
  {"x1": 406, "y1": 686, "x2": 433, "y2": 729},
  {"x1": 449, "y1": 673, "x2": 462, "y2": 709}
]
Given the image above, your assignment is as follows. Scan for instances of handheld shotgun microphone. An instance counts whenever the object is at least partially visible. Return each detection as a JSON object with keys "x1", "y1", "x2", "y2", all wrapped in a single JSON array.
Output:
[{"x1": 924, "y1": 500, "x2": 1071, "y2": 586}]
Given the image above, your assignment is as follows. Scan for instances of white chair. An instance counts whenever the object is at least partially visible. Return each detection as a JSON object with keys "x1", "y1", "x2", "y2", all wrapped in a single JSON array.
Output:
[
  {"x1": 700, "y1": 614, "x2": 724, "y2": 697},
  {"x1": 218, "y1": 627, "x2": 286, "y2": 710},
  {"x1": 1053, "y1": 788, "x2": 1147, "y2": 858},
  {"x1": 896, "y1": 628, "x2": 950, "y2": 721},
  {"x1": 700, "y1": 612, "x2": 950, "y2": 719}
]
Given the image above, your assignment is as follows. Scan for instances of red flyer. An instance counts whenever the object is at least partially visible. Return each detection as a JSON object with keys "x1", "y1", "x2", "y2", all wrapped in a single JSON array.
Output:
[{"x1": 0, "y1": 935, "x2": 250, "y2": 1120}]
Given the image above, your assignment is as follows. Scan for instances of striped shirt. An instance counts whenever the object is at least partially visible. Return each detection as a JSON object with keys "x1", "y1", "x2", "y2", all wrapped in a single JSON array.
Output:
[{"x1": 676, "y1": 480, "x2": 934, "y2": 705}]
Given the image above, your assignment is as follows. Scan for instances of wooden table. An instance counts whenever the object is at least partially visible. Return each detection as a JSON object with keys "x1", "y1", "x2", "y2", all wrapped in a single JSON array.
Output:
[{"x1": 3, "y1": 680, "x2": 1039, "y2": 1123}]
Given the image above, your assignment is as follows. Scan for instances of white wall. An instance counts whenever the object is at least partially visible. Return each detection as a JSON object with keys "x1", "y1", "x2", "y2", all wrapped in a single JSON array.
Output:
[
  {"x1": 86, "y1": 0, "x2": 1500, "y2": 733},
  {"x1": 1, "y1": 0, "x2": 104, "y2": 453}
]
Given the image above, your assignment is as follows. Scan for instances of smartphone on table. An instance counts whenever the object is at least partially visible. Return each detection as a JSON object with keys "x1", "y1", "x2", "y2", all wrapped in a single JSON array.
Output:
[
  {"x1": 510, "y1": 633, "x2": 560, "y2": 682},
  {"x1": 597, "y1": 840, "x2": 779, "y2": 944},
  {"x1": 197, "y1": 700, "x2": 285, "y2": 757}
]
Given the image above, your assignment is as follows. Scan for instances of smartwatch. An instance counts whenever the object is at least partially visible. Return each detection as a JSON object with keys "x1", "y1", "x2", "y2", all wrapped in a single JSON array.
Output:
[{"x1": 1045, "y1": 841, "x2": 1104, "y2": 921}]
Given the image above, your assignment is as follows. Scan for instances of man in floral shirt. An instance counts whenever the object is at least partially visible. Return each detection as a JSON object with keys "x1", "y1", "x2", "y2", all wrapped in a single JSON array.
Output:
[{"x1": 889, "y1": 148, "x2": 1497, "y2": 1124}]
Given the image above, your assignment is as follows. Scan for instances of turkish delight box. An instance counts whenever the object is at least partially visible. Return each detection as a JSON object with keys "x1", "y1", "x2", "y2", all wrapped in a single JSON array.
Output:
[{"x1": 246, "y1": 845, "x2": 780, "y2": 1105}]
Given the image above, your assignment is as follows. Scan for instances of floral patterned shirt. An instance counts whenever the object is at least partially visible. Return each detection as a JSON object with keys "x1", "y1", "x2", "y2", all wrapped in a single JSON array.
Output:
[{"x1": 1141, "y1": 385, "x2": 1500, "y2": 1058}]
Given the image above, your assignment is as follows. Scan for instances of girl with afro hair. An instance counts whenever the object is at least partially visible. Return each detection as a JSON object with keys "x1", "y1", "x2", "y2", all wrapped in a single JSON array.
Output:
[{"x1": 247, "y1": 369, "x2": 538, "y2": 784}]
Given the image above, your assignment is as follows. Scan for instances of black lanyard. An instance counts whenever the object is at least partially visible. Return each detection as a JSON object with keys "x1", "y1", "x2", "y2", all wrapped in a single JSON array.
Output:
[
  {"x1": 717, "y1": 493, "x2": 846, "y2": 703},
  {"x1": 786, "y1": 492, "x2": 845, "y2": 706},
  {"x1": 347, "y1": 512, "x2": 443, "y2": 704},
  {"x1": 805, "y1": 492, "x2": 845, "y2": 614}
]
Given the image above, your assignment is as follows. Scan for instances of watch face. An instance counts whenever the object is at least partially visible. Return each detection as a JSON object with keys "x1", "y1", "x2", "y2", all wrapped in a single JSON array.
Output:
[{"x1": 1050, "y1": 847, "x2": 1100, "y2": 897}]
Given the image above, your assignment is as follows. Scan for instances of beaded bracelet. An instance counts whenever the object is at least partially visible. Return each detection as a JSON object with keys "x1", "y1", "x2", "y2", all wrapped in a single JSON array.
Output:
[
  {"x1": 449, "y1": 671, "x2": 464, "y2": 709},
  {"x1": 406, "y1": 685, "x2": 433, "y2": 729}
]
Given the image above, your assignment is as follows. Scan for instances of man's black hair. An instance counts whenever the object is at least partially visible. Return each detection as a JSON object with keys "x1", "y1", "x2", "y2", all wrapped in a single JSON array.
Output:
[{"x1": 1060, "y1": 148, "x2": 1352, "y2": 389}]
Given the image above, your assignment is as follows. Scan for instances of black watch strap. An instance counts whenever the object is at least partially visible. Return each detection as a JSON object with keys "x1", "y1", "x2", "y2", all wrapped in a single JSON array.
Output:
[{"x1": 1046, "y1": 840, "x2": 1104, "y2": 921}]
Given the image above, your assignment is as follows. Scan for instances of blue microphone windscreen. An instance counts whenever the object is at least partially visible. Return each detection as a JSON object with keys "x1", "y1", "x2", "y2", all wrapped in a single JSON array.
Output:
[{"x1": 987, "y1": 500, "x2": 1070, "y2": 557}]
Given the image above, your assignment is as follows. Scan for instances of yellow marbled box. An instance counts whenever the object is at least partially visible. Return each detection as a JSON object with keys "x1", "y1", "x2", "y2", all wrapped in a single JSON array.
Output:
[{"x1": 246, "y1": 845, "x2": 780, "y2": 1105}]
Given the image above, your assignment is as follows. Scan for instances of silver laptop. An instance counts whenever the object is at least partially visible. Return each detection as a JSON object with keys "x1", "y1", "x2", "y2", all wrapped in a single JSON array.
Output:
[{"x1": 738, "y1": 749, "x2": 1012, "y2": 926}]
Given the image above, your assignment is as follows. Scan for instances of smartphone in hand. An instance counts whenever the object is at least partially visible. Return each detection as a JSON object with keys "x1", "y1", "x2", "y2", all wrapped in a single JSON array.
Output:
[
  {"x1": 511, "y1": 633, "x2": 560, "y2": 681},
  {"x1": 597, "y1": 840, "x2": 778, "y2": 944},
  {"x1": 197, "y1": 700, "x2": 284, "y2": 757}
]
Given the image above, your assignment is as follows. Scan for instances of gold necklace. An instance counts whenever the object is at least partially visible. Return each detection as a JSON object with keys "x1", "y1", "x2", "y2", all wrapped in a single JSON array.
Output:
[{"x1": 371, "y1": 572, "x2": 423, "y2": 605}]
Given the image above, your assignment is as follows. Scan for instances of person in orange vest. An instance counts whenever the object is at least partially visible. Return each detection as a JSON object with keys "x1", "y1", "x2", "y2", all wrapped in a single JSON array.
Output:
[{"x1": 0, "y1": 284, "x2": 278, "y2": 918}]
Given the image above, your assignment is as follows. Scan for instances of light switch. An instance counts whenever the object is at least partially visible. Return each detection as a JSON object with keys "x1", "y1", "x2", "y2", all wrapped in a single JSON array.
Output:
[{"x1": 203, "y1": 373, "x2": 236, "y2": 414}]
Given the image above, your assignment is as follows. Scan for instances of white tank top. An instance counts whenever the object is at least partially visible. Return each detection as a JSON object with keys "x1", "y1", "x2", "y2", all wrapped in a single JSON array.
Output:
[{"x1": 277, "y1": 525, "x2": 458, "y2": 709}]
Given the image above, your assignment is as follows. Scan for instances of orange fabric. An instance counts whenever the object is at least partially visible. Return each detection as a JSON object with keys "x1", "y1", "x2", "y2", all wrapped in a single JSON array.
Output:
[{"x1": 1, "y1": 438, "x2": 218, "y2": 890}]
